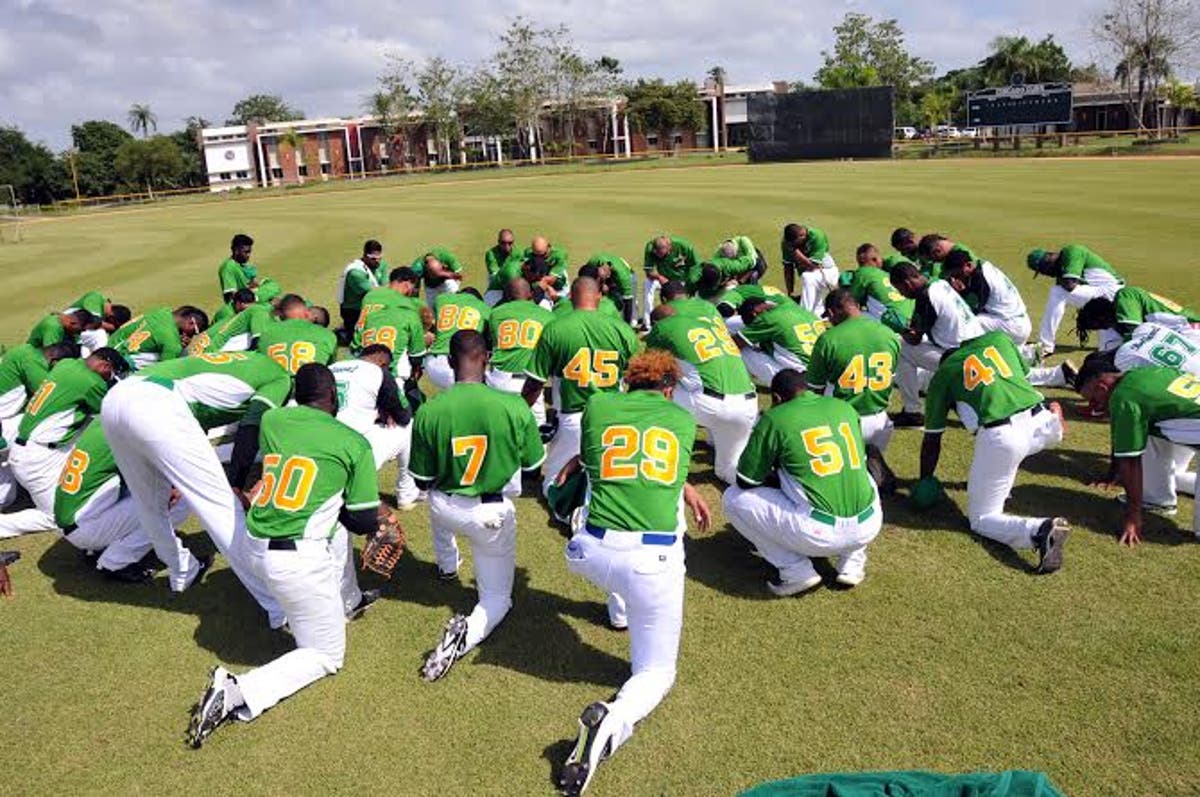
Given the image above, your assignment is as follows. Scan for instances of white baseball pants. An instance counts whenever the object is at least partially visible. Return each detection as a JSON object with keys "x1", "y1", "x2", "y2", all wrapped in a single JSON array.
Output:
[
  {"x1": 897, "y1": 340, "x2": 941, "y2": 413},
  {"x1": 672, "y1": 387, "x2": 758, "y2": 485},
  {"x1": 542, "y1": 411, "x2": 583, "y2": 497},
  {"x1": 0, "y1": 441, "x2": 69, "y2": 538},
  {"x1": 642, "y1": 276, "x2": 663, "y2": 328},
  {"x1": 564, "y1": 527, "x2": 685, "y2": 757},
  {"x1": 430, "y1": 491, "x2": 517, "y2": 653},
  {"x1": 364, "y1": 422, "x2": 420, "y2": 506},
  {"x1": 743, "y1": 348, "x2": 807, "y2": 387},
  {"x1": 967, "y1": 405, "x2": 1064, "y2": 549},
  {"x1": 79, "y1": 328, "x2": 109, "y2": 356},
  {"x1": 1038, "y1": 283, "x2": 1116, "y2": 353},
  {"x1": 486, "y1": 368, "x2": 547, "y2": 426},
  {"x1": 1140, "y1": 437, "x2": 1198, "y2": 524},
  {"x1": 797, "y1": 256, "x2": 839, "y2": 314},
  {"x1": 101, "y1": 379, "x2": 283, "y2": 625},
  {"x1": 63, "y1": 475, "x2": 189, "y2": 572},
  {"x1": 234, "y1": 536, "x2": 350, "y2": 720},
  {"x1": 976, "y1": 313, "x2": 1070, "y2": 387},
  {"x1": 424, "y1": 280, "x2": 461, "y2": 312},
  {"x1": 723, "y1": 485, "x2": 881, "y2": 583},
  {"x1": 0, "y1": 415, "x2": 21, "y2": 510},
  {"x1": 425, "y1": 354, "x2": 454, "y2": 392},
  {"x1": 860, "y1": 410, "x2": 894, "y2": 452}
]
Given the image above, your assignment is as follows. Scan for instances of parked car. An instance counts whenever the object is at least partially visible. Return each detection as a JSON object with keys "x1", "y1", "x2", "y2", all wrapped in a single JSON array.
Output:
[
  {"x1": 894, "y1": 126, "x2": 918, "y2": 140},
  {"x1": 934, "y1": 125, "x2": 962, "y2": 138},
  {"x1": 961, "y1": 128, "x2": 979, "y2": 138}
]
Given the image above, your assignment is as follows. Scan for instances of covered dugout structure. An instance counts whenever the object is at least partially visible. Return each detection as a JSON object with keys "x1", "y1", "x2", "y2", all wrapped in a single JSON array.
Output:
[{"x1": 746, "y1": 87, "x2": 894, "y2": 162}]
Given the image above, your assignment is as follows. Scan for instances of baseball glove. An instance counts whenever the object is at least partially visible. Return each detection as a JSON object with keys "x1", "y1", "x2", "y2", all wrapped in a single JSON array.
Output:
[
  {"x1": 362, "y1": 512, "x2": 406, "y2": 579},
  {"x1": 909, "y1": 475, "x2": 945, "y2": 510}
]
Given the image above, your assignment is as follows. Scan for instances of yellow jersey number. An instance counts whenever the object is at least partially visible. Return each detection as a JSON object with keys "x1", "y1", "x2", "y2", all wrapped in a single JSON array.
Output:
[
  {"x1": 563, "y1": 348, "x2": 620, "y2": 389},
  {"x1": 801, "y1": 423, "x2": 863, "y2": 477},
  {"x1": 599, "y1": 425, "x2": 680, "y2": 485},
  {"x1": 496, "y1": 318, "x2": 543, "y2": 351},
  {"x1": 837, "y1": 352, "x2": 894, "y2": 394}
]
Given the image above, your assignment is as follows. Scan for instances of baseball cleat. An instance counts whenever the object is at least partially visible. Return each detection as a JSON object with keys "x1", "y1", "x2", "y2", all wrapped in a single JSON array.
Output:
[
  {"x1": 559, "y1": 701, "x2": 614, "y2": 796},
  {"x1": 102, "y1": 562, "x2": 154, "y2": 584},
  {"x1": 421, "y1": 614, "x2": 469, "y2": 682},
  {"x1": 1115, "y1": 493, "x2": 1178, "y2": 516},
  {"x1": 1059, "y1": 360, "x2": 1078, "y2": 390},
  {"x1": 889, "y1": 410, "x2": 925, "y2": 429},
  {"x1": 767, "y1": 572, "x2": 822, "y2": 597},
  {"x1": 396, "y1": 500, "x2": 420, "y2": 512},
  {"x1": 1036, "y1": 518, "x2": 1071, "y2": 573},
  {"x1": 347, "y1": 588, "x2": 381, "y2": 621},
  {"x1": 187, "y1": 666, "x2": 236, "y2": 748}
]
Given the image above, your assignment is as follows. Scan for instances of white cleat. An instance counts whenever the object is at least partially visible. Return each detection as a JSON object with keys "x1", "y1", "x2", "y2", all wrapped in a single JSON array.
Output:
[
  {"x1": 421, "y1": 614, "x2": 468, "y2": 682},
  {"x1": 767, "y1": 572, "x2": 822, "y2": 597},
  {"x1": 834, "y1": 552, "x2": 867, "y2": 587},
  {"x1": 187, "y1": 666, "x2": 236, "y2": 748}
]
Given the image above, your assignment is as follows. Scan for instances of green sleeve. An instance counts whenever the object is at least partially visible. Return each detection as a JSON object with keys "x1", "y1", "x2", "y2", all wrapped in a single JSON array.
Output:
[
  {"x1": 344, "y1": 438, "x2": 382, "y2": 510},
  {"x1": 1110, "y1": 393, "x2": 1147, "y2": 456},
  {"x1": 248, "y1": 377, "x2": 293, "y2": 425},
  {"x1": 611, "y1": 260, "x2": 633, "y2": 298},
  {"x1": 407, "y1": 313, "x2": 428, "y2": 357},
  {"x1": 84, "y1": 379, "x2": 108, "y2": 415},
  {"x1": 484, "y1": 249, "x2": 500, "y2": 276},
  {"x1": 344, "y1": 269, "x2": 373, "y2": 301},
  {"x1": 527, "y1": 333, "x2": 554, "y2": 380},
  {"x1": 806, "y1": 230, "x2": 830, "y2": 260},
  {"x1": 408, "y1": 409, "x2": 434, "y2": 481},
  {"x1": 1114, "y1": 290, "x2": 1143, "y2": 328},
  {"x1": 1058, "y1": 246, "x2": 1085, "y2": 280},
  {"x1": 733, "y1": 236, "x2": 756, "y2": 260},
  {"x1": 519, "y1": 408, "x2": 547, "y2": 470},
  {"x1": 643, "y1": 241, "x2": 658, "y2": 274},
  {"x1": 806, "y1": 337, "x2": 831, "y2": 390},
  {"x1": 922, "y1": 367, "x2": 954, "y2": 433},
  {"x1": 219, "y1": 261, "x2": 242, "y2": 294},
  {"x1": 643, "y1": 327, "x2": 664, "y2": 351},
  {"x1": 441, "y1": 249, "x2": 463, "y2": 273},
  {"x1": 736, "y1": 415, "x2": 776, "y2": 484},
  {"x1": 619, "y1": 322, "x2": 641, "y2": 358},
  {"x1": 153, "y1": 315, "x2": 182, "y2": 361},
  {"x1": 739, "y1": 318, "x2": 773, "y2": 347},
  {"x1": 680, "y1": 241, "x2": 699, "y2": 271}
]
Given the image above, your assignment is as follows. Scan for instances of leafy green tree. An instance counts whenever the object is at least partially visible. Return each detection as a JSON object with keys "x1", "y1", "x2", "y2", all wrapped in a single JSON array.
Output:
[
  {"x1": 113, "y1": 136, "x2": 186, "y2": 198},
  {"x1": 416, "y1": 56, "x2": 466, "y2": 164},
  {"x1": 70, "y1": 120, "x2": 134, "y2": 196},
  {"x1": 980, "y1": 35, "x2": 1072, "y2": 85},
  {"x1": 815, "y1": 13, "x2": 933, "y2": 121},
  {"x1": 624, "y1": 79, "x2": 705, "y2": 144},
  {"x1": 127, "y1": 103, "x2": 157, "y2": 138},
  {"x1": 226, "y1": 94, "x2": 304, "y2": 126},
  {"x1": 493, "y1": 16, "x2": 569, "y2": 158},
  {"x1": 0, "y1": 126, "x2": 69, "y2": 204},
  {"x1": 1162, "y1": 78, "x2": 1197, "y2": 131},
  {"x1": 459, "y1": 66, "x2": 516, "y2": 153},
  {"x1": 919, "y1": 90, "x2": 954, "y2": 129}
]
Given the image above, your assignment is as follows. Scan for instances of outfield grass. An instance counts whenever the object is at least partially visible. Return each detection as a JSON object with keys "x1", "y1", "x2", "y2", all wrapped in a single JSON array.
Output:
[{"x1": 2, "y1": 159, "x2": 1200, "y2": 796}]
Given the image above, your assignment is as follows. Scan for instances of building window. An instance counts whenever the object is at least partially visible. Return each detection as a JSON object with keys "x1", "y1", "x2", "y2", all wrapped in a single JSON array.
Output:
[
  {"x1": 587, "y1": 139, "x2": 598, "y2": 150},
  {"x1": 236, "y1": 171, "x2": 248, "y2": 179},
  {"x1": 321, "y1": 163, "x2": 331, "y2": 174},
  {"x1": 647, "y1": 134, "x2": 659, "y2": 147},
  {"x1": 298, "y1": 165, "x2": 308, "y2": 177},
  {"x1": 221, "y1": 172, "x2": 232, "y2": 180},
  {"x1": 271, "y1": 167, "x2": 283, "y2": 179},
  {"x1": 673, "y1": 134, "x2": 684, "y2": 145}
]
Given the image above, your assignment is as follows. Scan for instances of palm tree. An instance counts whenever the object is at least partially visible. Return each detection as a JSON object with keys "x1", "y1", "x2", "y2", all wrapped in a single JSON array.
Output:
[
  {"x1": 982, "y1": 36, "x2": 1035, "y2": 85},
  {"x1": 127, "y1": 103, "x2": 157, "y2": 138},
  {"x1": 1115, "y1": 40, "x2": 1172, "y2": 133},
  {"x1": 708, "y1": 65, "x2": 727, "y2": 150}
]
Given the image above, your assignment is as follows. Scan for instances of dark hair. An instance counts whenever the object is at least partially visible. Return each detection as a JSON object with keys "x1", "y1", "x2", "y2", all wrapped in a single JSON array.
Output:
[
  {"x1": 770, "y1": 369, "x2": 807, "y2": 400},
  {"x1": 107, "y1": 305, "x2": 132, "y2": 328},
  {"x1": 175, "y1": 305, "x2": 209, "y2": 333},
  {"x1": 943, "y1": 248, "x2": 973, "y2": 274},
  {"x1": 1074, "y1": 298, "x2": 1117, "y2": 345},
  {"x1": 460, "y1": 287, "x2": 482, "y2": 301},
  {"x1": 917, "y1": 233, "x2": 945, "y2": 259},
  {"x1": 231, "y1": 233, "x2": 253, "y2": 249},
  {"x1": 856, "y1": 242, "x2": 877, "y2": 258},
  {"x1": 698, "y1": 263, "x2": 722, "y2": 293},
  {"x1": 360, "y1": 344, "x2": 394, "y2": 363},
  {"x1": 738, "y1": 296, "x2": 769, "y2": 322},
  {"x1": 277, "y1": 294, "x2": 307, "y2": 315},
  {"x1": 66, "y1": 308, "x2": 97, "y2": 327},
  {"x1": 295, "y1": 363, "x2": 335, "y2": 406},
  {"x1": 308, "y1": 306, "x2": 330, "y2": 328},
  {"x1": 449, "y1": 329, "x2": 487, "y2": 361},
  {"x1": 890, "y1": 228, "x2": 915, "y2": 249},
  {"x1": 782, "y1": 223, "x2": 805, "y2": 244},
  {"x1": 824, "y1": 288, "x2": 857, "y2": 313},
  {"x1": 889, "y1": 261, "x2": 921, "y2": 288},
  {"x1": 363, "y1": 239, "x2": 382, "y2": 255},
  {"x1": 43, "y1": 342, "x2": 81, "y2": 363},
  {"x1": 232, "y1": 288, "x2": 256, "y2": 306},
  {"x1": 389, "y1": 266, "x2": 419, "y2": 285},
  {"x1": 1074, "y1": 349, "x2": 1120, "y2": 391},
  {"x1": 578, "y1": 263, "x2": 601, "y2": 280},
  {"x1": 89, "y1": 346, "x2": 131, "y2": 379},
  {"x1": 660, "y1": 280, "x2": 689, "y2": 302},
  {"x1": 502, "y1": 277, "x2": 531, "y2": 303}
]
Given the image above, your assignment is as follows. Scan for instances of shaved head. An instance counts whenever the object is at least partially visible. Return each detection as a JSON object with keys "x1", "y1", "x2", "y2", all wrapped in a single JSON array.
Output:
[
  {"x1": 653, "y1": 236, "x2": 671, "y2": 256},
  {"x1": 571, "y1": 276, "x2": 601, "y2": 309},
  {"x1": 531, "y1": 236, "x2": 550, "y2": 256},
  {"x1": 504, "y1": 277, "x2": 532, "y2": 302},
  {"x1": 650, "y1": 304, "x2": 676, "y2": 324}
]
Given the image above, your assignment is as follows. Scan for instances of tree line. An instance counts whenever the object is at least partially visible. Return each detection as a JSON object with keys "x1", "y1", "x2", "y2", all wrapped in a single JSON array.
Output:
[{"x1": 2, "y1": 0, "x2": 1197, "y2": 206}]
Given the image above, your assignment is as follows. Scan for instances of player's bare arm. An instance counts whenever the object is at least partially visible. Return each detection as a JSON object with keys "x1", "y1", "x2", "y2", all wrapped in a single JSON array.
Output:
[
  {"x1": 1116, "y1": 456, "x2": 1144, "y2": 546},
  {"x1": 683, "y1": 483, "x2": 711, "y2": 531},
  {"x1": 919, "y1": 432, "x2": 943, "y2": 479}
]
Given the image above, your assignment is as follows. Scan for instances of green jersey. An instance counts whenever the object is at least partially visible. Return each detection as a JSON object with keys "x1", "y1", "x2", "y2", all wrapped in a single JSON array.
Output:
[
  {"x1": 353, "y1": 306, "x2": 428, "y2": 375},
  {"x1": 782, "y1": 226, "x2": 829, "y2": 264},
  {"x1": 27, "y1": 314, "x2": 70, "y2": 348},
  {"x1": 1056, "y1": 244, "x2": 1123, "y2": 287},
  {"x1": 211, "y1": 303, "x2": 236, "y2": 326},
  {"x1": 430, "y1": 292, "x2": 491, "y2": 356},
  {"x1": 643, "y1": 237, "x2": 700, "y2": 284},
  {"x1": 68, "y1": 291, "x2": 107, "y2": 318},
  {"x1": 668, "y1": 296, "x2": 719, "y2": 319},
  {"x1": 1109, "y1": 367, "x2": 1200, "y2": 457},
  {"x1": 357, "y1": 286, "x2": 422, "y2": 332},
  {"x1": 806, "y1": 316, "x2": 900, "y2": 416},
  {"x1": 714, "y1": 284, "x2": 792, "y2": 316},
  {"x1": 338, "y1": 258, "x2": 387, "y2": 311},
  {"x1": 645, "y1": 313, "x2": 753, "y2": 396},
  {"x1": 1113, "y1": 287, "x2": 1200, "y2": 336},
  {"x1": 109, "y1": 306, "x2": 183, "y2": 369},
  {"x1": 585, "y1": 252, "x2": 635, "y2": 299},
  {"x1": 0, "y1": 344, "x2": 50, "y2": 424},
  {"x1": 141, "y1": 351, "x2": 292, "y2": 431},
  {"x1": 255, "y1": 319, "x2": 338, "y2": 375},
  {"x1": 737, "y1": 392, "x2": 876, "y2": 519},
  {"x1": 580, "y1": 390, "x2": 697, "y2": 533},
  {"x1": 923, "y1": 331, "x2": 1041, "y2": 433},
  {"x1": 739, "y1": 303, "x2": 828, "y2": 365},
  {"x1": 53, "y1": 420, "x2": 119, "y2": 529},
  {"x1": 527, "y1": 309, "x2": 640, "y2": 414},
  {"x1": 17, "y1": 359, "x2": 108, "y2": 446},
  {"x1": 247, "y1": 405, "x2": 379, "y2": 541},
  {"x1": 218, "y1": 257, "x2": 253, "y2": 296},
  {"x1": 487, "y1": 300, "x2": 554, "y2": 375},
  {"x1": 552, "y1": 295, "x2": 623, "y2": 321},
  {"x1": 520, "y1": 245, "x2": 569, "y2": 289},
  {"x1": 410, "y1": 382, "x2": 545, "y2": 496},
  {"x1": 411, "y1": 247, "x2": 464, "y2": 287},
  {"x1": 485, "y1": 246, "x2": 524, "y2": 291},
  {"x1": 191, "y1": 304, "x2": 274, "y2": 354},
  {"x1": 844, "y1": 267, "x2": 914, "y2": 330}
]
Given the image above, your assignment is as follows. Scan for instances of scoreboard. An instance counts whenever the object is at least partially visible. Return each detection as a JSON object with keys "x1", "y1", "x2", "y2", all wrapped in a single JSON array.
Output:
[{"x1": 966, "y1": 83, "x2": 1073, "y2": 127}]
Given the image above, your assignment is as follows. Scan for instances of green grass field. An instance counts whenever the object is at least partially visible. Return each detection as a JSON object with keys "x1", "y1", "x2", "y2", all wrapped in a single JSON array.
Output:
[{"x1": 2, "y1": 159, "x2": 1200, "y2": 796}]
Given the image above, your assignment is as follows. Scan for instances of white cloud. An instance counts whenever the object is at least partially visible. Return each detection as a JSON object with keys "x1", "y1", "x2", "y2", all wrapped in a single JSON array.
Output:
[{"x1": 2, "y1": 0, "x2": 1104, "y2": 149}]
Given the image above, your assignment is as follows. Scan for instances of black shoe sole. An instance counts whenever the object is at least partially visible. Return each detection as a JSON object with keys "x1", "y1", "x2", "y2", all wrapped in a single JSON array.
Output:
[
  {"x1": 1038, "y1": 526, "x2": 1070, "y2": 573},
  {"x1": 559, "y1": 702, "x2": 609, "y2": 795}
]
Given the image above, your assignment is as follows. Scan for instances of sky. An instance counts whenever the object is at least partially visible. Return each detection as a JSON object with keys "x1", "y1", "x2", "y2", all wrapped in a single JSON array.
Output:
[{"x1": 3, "y1": 0, "x2": 1104, "y2": 150}]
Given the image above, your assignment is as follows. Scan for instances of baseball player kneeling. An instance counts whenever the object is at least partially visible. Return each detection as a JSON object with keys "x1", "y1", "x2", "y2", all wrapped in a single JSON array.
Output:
[
  {"x1": 552, "y1": 350, "x2": 711, "y2": 796},
  {"x1": 187, "y1": 363, "x2": 384, "y2": 748},
  {"x1": 724, "y1": 369, "x2": 882, "y2": 594},
  {"x1": 917, "y1": 330, "x2": 1070, "y2": 572},
  {"x1": 411, "y1": 330, "x2": 546, "y2": 682}
]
